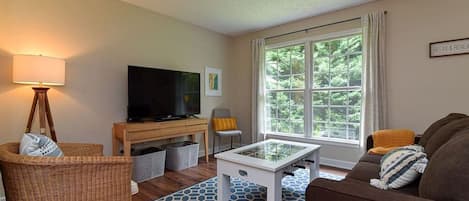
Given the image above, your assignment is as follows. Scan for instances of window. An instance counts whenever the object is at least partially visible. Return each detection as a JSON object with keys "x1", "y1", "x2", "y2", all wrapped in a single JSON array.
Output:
[
  {"x1": 311, "y1": 35, "x2": 362, "y2": 143},
  {"x1": 264, "y1": 32, "x2": 363, "y2": 144}
]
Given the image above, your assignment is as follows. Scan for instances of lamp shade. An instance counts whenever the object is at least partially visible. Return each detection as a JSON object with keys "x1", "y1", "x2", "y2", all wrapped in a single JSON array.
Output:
[{"x1": 13, "y1": 55, "x2": 65, "y2": 86}]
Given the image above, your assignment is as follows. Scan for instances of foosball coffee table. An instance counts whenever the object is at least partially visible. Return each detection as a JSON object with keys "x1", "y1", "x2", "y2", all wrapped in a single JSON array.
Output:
[{"x1": 215, "y1": 139, "x2": 321, "y2": 201}]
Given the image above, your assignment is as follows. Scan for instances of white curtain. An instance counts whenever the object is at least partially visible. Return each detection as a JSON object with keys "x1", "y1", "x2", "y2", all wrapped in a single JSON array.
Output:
[
  {"x1": 251, "y1": 39, "x2": 266, "y2": 143},
  {"x1": 360, "y1": 11, "x2": 387, "y2": 149}
]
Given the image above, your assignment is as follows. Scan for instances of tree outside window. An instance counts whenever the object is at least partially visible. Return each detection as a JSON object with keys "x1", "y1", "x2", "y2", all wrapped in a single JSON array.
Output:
[{"x1": 264, "y1": 33, "x2": 363, "y2": 143}]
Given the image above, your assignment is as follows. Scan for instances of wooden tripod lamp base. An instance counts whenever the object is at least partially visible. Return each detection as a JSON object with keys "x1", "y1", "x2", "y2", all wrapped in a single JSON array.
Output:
[{"x1": 25, "y1": 87, "x2": 58, "y2": 142}]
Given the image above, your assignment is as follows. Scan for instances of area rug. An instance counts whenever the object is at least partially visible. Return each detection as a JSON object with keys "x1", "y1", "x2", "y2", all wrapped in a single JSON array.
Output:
[{"x1": 156, "y1": 169, "x2": 344, "y2": 201}]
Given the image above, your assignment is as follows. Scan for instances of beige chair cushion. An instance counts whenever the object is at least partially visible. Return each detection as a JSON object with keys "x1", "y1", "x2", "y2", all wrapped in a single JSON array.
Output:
[{"x1": 215, "y1": 130, "x2": 242, "y2": 136}]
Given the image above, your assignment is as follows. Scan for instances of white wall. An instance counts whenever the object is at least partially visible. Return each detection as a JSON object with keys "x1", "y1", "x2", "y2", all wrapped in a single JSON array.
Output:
[
  {"x1": 230, "y1": 0, "x2": 469, "y2": 163},
  {"x1": 0, "y1": 0, "x2": 235, "y2": 155}
]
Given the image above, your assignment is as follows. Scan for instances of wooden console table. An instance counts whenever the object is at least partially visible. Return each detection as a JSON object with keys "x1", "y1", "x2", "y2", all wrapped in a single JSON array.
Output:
[{"x1": 112, "y1": 118, "x2": 209, "y2": 162}]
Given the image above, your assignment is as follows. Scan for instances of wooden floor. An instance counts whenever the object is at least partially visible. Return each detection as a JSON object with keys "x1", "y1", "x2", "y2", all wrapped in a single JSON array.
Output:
[{"x1": 132, "y1": 155, "x2": 349, "y2": 201}]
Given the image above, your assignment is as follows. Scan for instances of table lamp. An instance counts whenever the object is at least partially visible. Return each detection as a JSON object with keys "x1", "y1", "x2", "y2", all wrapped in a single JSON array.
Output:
[{"x1": 13, "y1": 55, "x2": 65, "y2": 142}]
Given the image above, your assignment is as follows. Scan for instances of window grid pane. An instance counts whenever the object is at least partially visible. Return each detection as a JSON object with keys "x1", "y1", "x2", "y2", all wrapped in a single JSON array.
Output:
[{"x1": 265, "y1": 91, "x2": 305, "y2": 135}]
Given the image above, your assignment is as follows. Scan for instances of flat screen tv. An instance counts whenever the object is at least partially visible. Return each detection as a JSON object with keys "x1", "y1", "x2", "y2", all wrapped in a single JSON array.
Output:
[{"x1": 127, "y1": 66, "x2": 200, "y2": 122}]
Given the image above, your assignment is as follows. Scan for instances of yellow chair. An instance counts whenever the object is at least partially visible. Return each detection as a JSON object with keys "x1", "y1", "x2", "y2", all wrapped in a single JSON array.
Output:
[{"x1": 212, "y1": 108, "x2": 242, "y2": 154}]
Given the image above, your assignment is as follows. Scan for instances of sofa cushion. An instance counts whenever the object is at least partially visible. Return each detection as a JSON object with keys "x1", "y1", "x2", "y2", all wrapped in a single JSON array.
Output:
[
  {"x1": 359, "y1": 153, "x2": 382, "y2": 164},
  {"x1": 424, "y1": 117, "x2": 469, "y2": 158},
  {"x1": 346, "y1": 162, "x2": 380, "y2": 182},
  {"x1": 419, "y1": 113, "x2": 466, "y2": 147},
  {"x1": 419, "y1": 133, "x2": 469, "y2": 201},
  {"x1": 396, "y1": 177, "x2": 420, "y2": 196},
  {"x1": 370, "y1": 145, "x2": 427, "y2": 190}
]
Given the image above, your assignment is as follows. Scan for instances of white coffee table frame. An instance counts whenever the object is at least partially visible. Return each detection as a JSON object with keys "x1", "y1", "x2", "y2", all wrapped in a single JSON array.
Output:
[{"x1": 215, "y1": 139, "x2": 320, "y2": 201}]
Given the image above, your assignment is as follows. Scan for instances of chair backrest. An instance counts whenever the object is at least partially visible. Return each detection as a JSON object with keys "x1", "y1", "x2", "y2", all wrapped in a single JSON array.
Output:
[
  {"x1": 212, "y1": 108, "x2": 231, "y2": 118},
  {"x1": 0, "y1": 142, "x2": 132, "y2": 201}
]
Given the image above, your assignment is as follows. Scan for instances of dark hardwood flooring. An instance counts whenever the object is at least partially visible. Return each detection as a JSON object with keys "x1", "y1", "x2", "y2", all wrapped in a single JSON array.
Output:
[{"x1": 132, "y1": 155, "x2": 349, "y2": 201}]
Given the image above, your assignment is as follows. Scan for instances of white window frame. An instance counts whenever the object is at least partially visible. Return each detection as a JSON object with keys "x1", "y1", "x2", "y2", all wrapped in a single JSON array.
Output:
[{"x1": 264, "y1": 28, "x2": 363, "y2": 146}]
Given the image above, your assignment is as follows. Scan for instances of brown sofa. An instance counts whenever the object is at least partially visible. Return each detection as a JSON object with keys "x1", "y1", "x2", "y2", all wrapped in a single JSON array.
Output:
[{"x1": 306, "y1": 113, "x2": 469, "y2": 201}]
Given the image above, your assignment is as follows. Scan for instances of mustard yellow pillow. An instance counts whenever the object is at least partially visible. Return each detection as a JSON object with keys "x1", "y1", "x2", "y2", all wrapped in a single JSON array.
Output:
[
  {"x1": 212, "y1": 118, "x2": 238, "y2": 131},
  {"x1": 373, "y1": 129, "x2": 415, "y2": 148},
  {"x1": 369, "y1": 129, "x2": 415, "y2": 155}
]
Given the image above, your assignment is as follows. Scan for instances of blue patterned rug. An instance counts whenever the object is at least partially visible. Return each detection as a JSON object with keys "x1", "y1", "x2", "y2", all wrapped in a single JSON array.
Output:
[{"x1": 156, "y1": 169, "x2": 344, "y2": 201}]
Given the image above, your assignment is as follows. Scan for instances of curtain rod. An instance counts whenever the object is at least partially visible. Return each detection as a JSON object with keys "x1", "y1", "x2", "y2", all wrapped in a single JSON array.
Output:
[{"x1": 264, "y1": 11, "x2": 387, "y2": 40}]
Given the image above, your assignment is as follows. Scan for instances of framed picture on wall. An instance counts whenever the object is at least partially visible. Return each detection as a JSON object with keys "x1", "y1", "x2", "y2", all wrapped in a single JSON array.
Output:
[
  {"x1": 205, "y1": 67, "x2": 222, "y2": 96},
  {"x1": 430, "y1": 37, "x2": 469, "y2": 58}
]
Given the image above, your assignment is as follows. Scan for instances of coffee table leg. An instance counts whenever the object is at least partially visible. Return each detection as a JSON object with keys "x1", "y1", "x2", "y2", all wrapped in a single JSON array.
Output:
[
  {"x1": 308, "y1": 151, "x2": 320, "y2": 182},
  {"x1": 218, "y1": 173, "x2": 230, "y2": 201},
  {"x1": 267, "y1": 172, "x2": 282, "y2": 201}
]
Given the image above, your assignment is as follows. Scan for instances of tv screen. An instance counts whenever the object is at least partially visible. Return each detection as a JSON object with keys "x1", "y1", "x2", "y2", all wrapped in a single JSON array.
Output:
[{"x1": 128, "y1": 66, "x2": 200, "y2": 121}]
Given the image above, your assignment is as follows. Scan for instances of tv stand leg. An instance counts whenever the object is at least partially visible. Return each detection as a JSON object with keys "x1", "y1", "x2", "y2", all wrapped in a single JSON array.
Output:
[
  {"x1": 204, "y1": 128, "x2": 209, "y2": 162},
  {"x1": 191, "y1": 134, "x2": 197, "y2": 143}
]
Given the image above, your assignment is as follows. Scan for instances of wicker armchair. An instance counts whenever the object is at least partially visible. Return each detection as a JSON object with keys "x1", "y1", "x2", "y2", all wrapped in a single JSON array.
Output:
[{"x1": 0, "y1": 143, "x2": 132, "y2": 201}]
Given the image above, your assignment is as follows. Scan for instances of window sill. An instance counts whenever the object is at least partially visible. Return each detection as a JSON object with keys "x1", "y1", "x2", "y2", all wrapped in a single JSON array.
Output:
[{"x1": 265, "y1": 133, "x2": 360, "y2": 149}]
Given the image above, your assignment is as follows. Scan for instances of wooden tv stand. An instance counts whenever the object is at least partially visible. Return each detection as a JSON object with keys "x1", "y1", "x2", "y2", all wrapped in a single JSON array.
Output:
[{"x1": 112, "y1": 118, "x2": 209, "y2": 162}]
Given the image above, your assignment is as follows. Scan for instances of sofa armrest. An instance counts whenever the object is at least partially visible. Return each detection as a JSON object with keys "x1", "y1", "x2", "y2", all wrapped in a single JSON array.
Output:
[
  {"x1": 306, "y1": 178, "x2": 433, "y2": 201},
  {"x1": 366, "y1": 135, "x2": 422, "y2": 151}
]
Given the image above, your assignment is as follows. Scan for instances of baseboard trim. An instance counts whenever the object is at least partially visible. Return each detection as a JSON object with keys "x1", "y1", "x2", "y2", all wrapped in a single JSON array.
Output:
[
  {"x1": 198, "y1": 143, "x2": 242, "y2": 157},
  {"x1": 320, "y1": 157, "x2": 356, "y2": 170}
]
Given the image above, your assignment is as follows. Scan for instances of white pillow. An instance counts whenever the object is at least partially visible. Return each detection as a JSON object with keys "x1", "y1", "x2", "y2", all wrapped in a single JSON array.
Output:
[
  {"x1": 20, "y1": 133, "x2": 63, "y2": 157},
  {"x1": 370, "y1": 145, "x2": 428, "y2": 190}
]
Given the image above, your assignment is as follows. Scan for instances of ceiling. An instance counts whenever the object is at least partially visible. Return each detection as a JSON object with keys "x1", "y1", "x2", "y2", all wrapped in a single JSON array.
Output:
[{"x1": 121, "y1": 0, "x2": 374, "y2": 36}]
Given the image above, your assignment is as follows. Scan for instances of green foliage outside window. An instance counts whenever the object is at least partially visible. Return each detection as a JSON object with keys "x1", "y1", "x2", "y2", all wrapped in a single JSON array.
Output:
[
  {"x1": 312, "y1": 35, "x2": 362, "y2": 141},
  {"x1": 264, "y1": 34, "x2": 363, "y2": 142}
]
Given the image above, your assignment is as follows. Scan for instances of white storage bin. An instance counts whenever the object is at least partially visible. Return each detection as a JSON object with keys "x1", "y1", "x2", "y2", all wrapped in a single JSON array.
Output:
[
  {"x1": 131, "y1": 147, "x2": 166, "y2": 182},
  {"x1": 163, "y1": 141, "x2": 199, "y2": 171}
]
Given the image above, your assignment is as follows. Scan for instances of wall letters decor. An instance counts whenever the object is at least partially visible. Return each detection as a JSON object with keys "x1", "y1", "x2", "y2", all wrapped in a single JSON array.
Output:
[{"x1": 430, "y1": 38, "x2": 469, "y2": 58}]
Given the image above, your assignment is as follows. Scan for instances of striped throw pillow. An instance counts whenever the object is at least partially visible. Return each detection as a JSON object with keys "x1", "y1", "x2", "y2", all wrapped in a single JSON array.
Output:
[
  {"x1": 370, "y1": 145, "x2": 428, "y2": 190},
  {"x1": 20, "y1": 133, "x2": 64, "y2": 157},
  {"x1": 212, "y1": 118, "x2": 238, "y2": 131}
]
